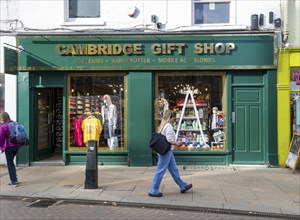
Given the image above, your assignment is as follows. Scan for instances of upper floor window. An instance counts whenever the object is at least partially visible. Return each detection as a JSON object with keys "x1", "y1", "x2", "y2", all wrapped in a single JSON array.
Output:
[
  {"x1": 194, "y1": 0, "x2": 230, "y2": 25},
  {"x1": 65, "y1": 0, "x2": 103, "y2": 25},
  {"x1": 69, "y1": 0, "x2": 100, "y2": 18}
]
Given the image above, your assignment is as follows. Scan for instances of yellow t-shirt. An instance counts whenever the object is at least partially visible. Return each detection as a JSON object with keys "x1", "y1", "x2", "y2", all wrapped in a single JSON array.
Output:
[{"x1": 81, "y1": 116, "x2": 102, "y2": 144}]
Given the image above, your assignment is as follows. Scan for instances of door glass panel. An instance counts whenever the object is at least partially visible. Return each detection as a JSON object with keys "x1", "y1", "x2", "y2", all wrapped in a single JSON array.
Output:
[{"x1": 37, "y1": 90, "x2": 51, "y2": 151}]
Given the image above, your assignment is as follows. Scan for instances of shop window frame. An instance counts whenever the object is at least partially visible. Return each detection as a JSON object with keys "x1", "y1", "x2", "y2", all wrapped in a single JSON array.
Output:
[
  {"x1": 67, "y1": 73, "x2": 128, "y2": 152},
  {"x1": 155, "y1": 71, "x2": 227, "y2": 152}
]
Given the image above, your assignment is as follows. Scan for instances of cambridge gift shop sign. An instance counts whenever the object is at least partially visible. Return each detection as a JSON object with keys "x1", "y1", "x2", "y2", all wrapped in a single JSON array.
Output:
[{"x1": 18, "y1": 34, "x2": 275, "y2": 70}]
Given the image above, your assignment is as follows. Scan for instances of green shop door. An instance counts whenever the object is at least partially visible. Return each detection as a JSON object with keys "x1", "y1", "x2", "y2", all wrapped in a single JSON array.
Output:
[
  {"x1": 34, "y1": 88, "x2": 55, "y2": 161},
  {"x1": 232, "y1": 87, "x2": 265, "y2": 164}
]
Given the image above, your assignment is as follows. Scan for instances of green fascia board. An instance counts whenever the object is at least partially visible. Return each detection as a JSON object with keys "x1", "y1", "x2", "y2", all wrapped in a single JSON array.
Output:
[{"x1": 17, "y1": 34, "x2": 276, "y2": 71}]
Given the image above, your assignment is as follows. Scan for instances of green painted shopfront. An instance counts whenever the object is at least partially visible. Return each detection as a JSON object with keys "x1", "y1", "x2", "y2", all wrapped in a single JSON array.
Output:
[{"x1": 16, "y1": 32, "x2": 278, "y2": 166}]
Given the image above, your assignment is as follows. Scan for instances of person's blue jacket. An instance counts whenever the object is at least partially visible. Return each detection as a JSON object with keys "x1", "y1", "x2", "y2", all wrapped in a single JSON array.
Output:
[{"x1": 0, "y1": 119, "x2": 21, "y2": 152}]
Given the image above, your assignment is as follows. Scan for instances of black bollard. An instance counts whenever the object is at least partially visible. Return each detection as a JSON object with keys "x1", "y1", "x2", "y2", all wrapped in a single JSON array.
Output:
[{"x1": 84, "y1": 140, "x2": 98, "y2": 189}]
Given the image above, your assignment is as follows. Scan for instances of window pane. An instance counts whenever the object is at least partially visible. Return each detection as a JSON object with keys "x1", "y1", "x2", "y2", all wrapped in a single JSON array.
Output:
[
  {"x1": 68, "y1": 75, "x2": 126, "y2": 151},
  {"x1": 156, "y1": 74, "x2": 226, "y2": 151},
  {"x1": 0, "y1": 74, "x2": 4, "y2": 113},
  {"x1": 194, "y1": 2, "x2": 229, "y2": 24},
  {"x1": 69, "y1": 0, "x2": 100, "y2": 18}
]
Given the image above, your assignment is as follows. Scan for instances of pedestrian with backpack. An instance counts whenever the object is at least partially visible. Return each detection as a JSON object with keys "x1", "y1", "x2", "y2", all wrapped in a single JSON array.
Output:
[{"x1": 0, "y1": 112, "x2": 23, "y2": 187}]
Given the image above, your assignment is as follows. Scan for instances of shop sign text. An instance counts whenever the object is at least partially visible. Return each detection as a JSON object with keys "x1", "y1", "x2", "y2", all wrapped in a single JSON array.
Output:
[{"x1": 56, "y1": 42, "x2": 235, "y2": 56}]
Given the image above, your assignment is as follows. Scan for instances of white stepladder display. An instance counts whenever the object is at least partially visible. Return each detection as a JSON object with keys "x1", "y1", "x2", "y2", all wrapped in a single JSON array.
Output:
[{"x1": 175, "y1": 89, "x2": 210, "y2": 148}]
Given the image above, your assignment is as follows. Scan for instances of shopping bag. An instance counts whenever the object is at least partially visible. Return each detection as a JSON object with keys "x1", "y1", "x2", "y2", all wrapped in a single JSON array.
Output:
[{"x1": 149, "y1": 133, "x2": 171, "y2": 155}]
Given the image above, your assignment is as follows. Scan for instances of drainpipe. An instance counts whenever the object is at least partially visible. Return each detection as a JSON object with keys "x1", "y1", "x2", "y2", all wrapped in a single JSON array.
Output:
[{"x1": 282, "y1": 0, "x2": 289, "y2": 44}]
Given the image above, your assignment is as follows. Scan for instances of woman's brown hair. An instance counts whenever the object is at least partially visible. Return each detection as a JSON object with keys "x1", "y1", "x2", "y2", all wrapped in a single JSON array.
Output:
[{"x1": 0, "y1": 112, "x2": 10, "y2": 123}]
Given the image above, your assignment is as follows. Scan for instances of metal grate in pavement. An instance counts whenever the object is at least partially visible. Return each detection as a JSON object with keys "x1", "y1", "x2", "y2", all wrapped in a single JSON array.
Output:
[
  {"x1": 182, "y1": 165, "x2": 238, "y2": 171},
  {"x1": 28, "y1": 199, "x2": 57, "y2": 208}
]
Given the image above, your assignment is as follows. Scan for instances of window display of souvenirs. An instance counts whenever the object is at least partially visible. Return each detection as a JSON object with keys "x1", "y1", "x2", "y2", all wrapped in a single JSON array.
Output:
[{"x1": 156, "y1": 74, "x2": 226, "y2": 151}]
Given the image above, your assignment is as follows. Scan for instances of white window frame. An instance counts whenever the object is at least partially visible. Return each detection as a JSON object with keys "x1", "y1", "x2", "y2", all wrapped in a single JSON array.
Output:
[
  {"x1": 64, "y1": 0, "x2": 105, "y2": 26},
  {"x1": 192, "y1": 0, "x2": 236, "y2": 26}
]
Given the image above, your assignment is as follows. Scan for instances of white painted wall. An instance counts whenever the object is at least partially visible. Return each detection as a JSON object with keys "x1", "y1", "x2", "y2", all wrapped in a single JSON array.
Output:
[
  {"x1": 0, "y1": 36, "x2": 17, "y2": 165},
  {"x1": 1, "y1": 0, "x2": 282, "y2": 32},
  {"x1": 287, "y1": 0, "x2": 300, "y2": 47}
]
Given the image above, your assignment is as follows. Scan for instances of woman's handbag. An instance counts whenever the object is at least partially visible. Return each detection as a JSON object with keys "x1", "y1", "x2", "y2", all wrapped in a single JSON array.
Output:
[{"x1": 149, "y1": 132, "x2": 171, "y2": 155}]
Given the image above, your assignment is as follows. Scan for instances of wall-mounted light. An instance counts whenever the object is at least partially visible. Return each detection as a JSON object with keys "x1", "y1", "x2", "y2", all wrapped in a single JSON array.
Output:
[{"x1": 127, "y1": 6, "x2": 137, "y2": 17}]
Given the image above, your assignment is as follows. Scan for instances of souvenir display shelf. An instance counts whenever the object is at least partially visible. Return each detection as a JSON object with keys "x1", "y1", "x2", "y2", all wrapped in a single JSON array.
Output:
[
  {"x1": 174, "y1": 90, "x2": 210, "y2": 150},
  {"x1": 69, "y1": 95, "x2": 101, "y2": 147}
]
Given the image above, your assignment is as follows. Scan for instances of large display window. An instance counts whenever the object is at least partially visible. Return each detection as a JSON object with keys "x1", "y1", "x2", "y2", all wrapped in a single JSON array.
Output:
[
  {"x1": 290, "y1": 68, "x2": 300, "y2": 135},
  {"x1": 155, "y1": 72, "x2": 226, "y2": 151},
  {"x1": 68, "y1": 73, "x2": 127, "y2": 151},
  {"x1": 0, "y1": 74, "x2": 4, "y2": 113}
]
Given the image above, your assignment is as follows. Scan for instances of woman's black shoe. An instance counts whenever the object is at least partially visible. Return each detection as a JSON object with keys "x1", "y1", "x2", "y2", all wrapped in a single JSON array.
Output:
[
  {"x1": 148, "y1": 192, "x2": 163, "y2": 197},
  {"x1": 181, "y1": 184, "x2": 193, "y2": 193}
]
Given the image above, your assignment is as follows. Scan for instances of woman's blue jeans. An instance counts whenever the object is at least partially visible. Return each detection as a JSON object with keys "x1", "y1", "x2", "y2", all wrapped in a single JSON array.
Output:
[
  {"x1": 149, "y1": 150, "x2": 187, "y2": 195},
  {"x1": 5, "y1": 147, "x2": 19, "y2": 184}
]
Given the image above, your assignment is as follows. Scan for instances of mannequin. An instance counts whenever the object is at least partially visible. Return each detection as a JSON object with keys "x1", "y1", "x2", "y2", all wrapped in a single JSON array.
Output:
[
  {"x1": 101, "y1": 94, "x2": 117, "y2": 148},
  {"x1": 154, "y1": 89, "x2": 169, "y2": 121},
  {"x1": 211, "y1": 107, "x2": 219, "y2": 131}
]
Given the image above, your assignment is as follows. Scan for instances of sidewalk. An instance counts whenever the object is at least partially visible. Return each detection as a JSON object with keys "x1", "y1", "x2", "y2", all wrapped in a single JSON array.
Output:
[{"x1": 0, "y1": 165, "x2": 299, "y2": 217}]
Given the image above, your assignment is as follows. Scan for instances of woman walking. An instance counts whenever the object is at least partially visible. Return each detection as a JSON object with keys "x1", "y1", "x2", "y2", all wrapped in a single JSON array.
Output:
[
  {"x1": 149, "y1": 109, "x2": 192, "y2": 197},
  {"x1": 0, "y1": 112, "x2": 21, "y2": 187}
]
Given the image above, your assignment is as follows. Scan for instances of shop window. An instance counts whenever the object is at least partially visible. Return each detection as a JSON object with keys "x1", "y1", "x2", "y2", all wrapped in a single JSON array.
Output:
[
  {"x1": 193, "y1": 0, "x2": 230, "y2": 25},
  {"x1": 0, "y1": 74, "x2": 4, "y2": 113},
  {"x1": 155, "y1": 73, "x2": 226, "y2": 152},
  {"x1": 290, "y1": 68, "x2": 300, "y2": 135},
  {"x1": 68, "y1": 74, "x2": 127, "y2": 151}
]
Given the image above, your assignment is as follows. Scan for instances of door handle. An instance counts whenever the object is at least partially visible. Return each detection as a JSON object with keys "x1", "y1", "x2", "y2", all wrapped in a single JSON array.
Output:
[{"x1": 232, "y1": 112, "x2": 235, "y2": 123}]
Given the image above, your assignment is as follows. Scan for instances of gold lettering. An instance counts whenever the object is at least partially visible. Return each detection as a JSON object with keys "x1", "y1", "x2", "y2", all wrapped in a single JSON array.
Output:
[
  {"x1": 66, "y1": 45, "x2": 76, "y2": 55},
  {"x1": 203, "y1": 43, "x2": 214, "y2": 54},
  {"x1": 74, "y1": 45, "x2": 87, "y2": 55},
  {"x1": 177, "y1": 43, "x2": 185, "y2": 54},
  {"x1": 215, "y1": 43, "x2": 225, "y2": 54},
  {"x1": 56, "y1": 44, "x2": 66, "y2": 55},
  {"x1": 194, "y1": 43, "x2": 203, "y2": 54},
  {"x1": 88, "y1": 44, "x2": 97, "y2": 55},
  {"x1": 97, "y1": 44, "x2": 107, "y2": 55},
  {"x1": 226, "y1": 43, "x2": 235, "y2": 53},
  {"x1": 151, "y1": 44, "x2": 161, "y2": 55},
  {"x1": 133, "y1": 44, "x2": 143, "y2": 55},
  {"x1": 123, "y1": 44, "x2": 133, "y2": 55},
  {"x1": 113, "y1": 44, "x2": 122, "y2": 55}
]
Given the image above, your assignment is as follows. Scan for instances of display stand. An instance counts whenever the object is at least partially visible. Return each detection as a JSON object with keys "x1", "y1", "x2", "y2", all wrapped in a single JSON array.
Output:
[
  {"x1": 175, "y1": 90, "x2": 209, "y2": 147},
  {"x1": 84, "y1": 140, "x2": 98, "y2": 189},
  {"x1": 286, "y1": 133, "x2": 300, "y2": 173}
]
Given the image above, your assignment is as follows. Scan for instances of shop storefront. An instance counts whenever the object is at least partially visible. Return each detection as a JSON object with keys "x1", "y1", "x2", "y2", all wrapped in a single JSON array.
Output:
[
  {"x1": 16, "y1": 32, "x2": 278, "y2": 166},
  {"x1": 277, "y1": 48, "x2": 300, "y2": 167}
]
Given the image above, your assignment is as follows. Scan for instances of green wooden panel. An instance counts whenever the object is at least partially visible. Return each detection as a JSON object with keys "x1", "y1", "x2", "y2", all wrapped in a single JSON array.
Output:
[
  {"x1": 16, "y1": 72, "x2": 30, "y2": 165},
  {"x1": 127, "y1": 72, "x2": 153, "y2": 166},
  {"x1": 232, "y1": 71, "x2": 264, "y2": 85},
  {"x1": 233, "y1": 87, "x2": 264, "y2": 163},
  {"x1": 32, "y1": 72, "x2": 65, "y2": 87},
  {"x1": 4, "y1": 47, "x2": 18, "y2": 75},
  {"x1": 265, "y1": 70, "x2": 278, "y2": 165},
  {"x1": 249, "y1": 106, "x2": 260, "y2": 151},
  {"x1": 66, "y1": 155, "x2": 128, "y2": 165},
  {"x1": 174, "y1": 155, "x2": 227, "y2": 165},
  {"x1": 235, "y1": 106, "x2": 246, "y2": 151}
]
